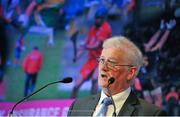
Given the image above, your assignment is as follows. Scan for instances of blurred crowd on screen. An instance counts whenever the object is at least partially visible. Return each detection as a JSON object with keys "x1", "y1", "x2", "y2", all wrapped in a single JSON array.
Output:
[{"x1": 0, "y1": 0, "x2": 180, "y2": 116}]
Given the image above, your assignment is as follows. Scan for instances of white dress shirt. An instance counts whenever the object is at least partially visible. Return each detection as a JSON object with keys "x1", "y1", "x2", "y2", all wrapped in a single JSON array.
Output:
[{"x1": 93, "y1": 87, "x2": 131, "y2": 116}]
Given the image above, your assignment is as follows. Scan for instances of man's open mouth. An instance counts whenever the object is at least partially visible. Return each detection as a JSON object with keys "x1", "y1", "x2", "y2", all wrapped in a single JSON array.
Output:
[{"x1": 101, "y1": 74, "x2": 107, "y2": 78}]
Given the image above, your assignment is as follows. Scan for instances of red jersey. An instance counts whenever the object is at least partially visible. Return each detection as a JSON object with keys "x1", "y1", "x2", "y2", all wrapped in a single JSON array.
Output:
[
  {"x1": 23, "y1": 50, "x2": 43, "y2": 74},
  {"x1": 165, "y1": 91, "x2": 179, "y2": 102},
  {"x1": 86, "y1": 21, "x2": 112, "y2": 59},
  {"x1": 80, "y1": 21, "x2": 112, "y2": 79}
]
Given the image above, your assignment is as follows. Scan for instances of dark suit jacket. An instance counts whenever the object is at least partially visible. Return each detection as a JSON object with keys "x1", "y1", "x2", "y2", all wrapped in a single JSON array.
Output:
[{"x1": 67, "y1": 91, "x2": 166, "y2": 116}]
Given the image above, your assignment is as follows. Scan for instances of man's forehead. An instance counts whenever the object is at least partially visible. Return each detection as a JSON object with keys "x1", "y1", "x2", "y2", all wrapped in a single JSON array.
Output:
[
  {"x1": 101, "y1": 48, "x2": 125, "y2": 59},
  {"x1": 102, "y1": 47, "x2": 123, "y2": 53}
]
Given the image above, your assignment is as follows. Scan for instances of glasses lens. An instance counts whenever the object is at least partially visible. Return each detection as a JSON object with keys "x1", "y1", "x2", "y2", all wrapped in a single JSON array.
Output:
[
  {"x1": 97, "y1": 57, "x2": 133, "y2": 70},
  {"x1": 97, "y1": 57, "x2": 114, "y2": 69}
]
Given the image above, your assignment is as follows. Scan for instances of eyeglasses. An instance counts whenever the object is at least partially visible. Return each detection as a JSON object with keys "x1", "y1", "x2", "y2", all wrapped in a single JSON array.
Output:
[{"x1": 97, "y1": 57, "x2": 134, "y2": 70}]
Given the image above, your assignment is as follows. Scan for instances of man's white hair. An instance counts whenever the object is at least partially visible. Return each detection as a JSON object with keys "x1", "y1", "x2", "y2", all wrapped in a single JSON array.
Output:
[{"x1": 103, "y1": 36, "x2": 143, "y2": 78}]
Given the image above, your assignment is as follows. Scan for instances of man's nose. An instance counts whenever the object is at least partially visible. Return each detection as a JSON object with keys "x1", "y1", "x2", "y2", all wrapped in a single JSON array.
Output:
[{"x1": 101, "y1": 62, "x2": 109, "y2": 71}]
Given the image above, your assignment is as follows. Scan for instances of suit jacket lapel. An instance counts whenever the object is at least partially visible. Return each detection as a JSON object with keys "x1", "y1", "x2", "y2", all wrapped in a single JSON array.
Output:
[{"x1": 118, "y1": 91, "x2": 139, "y2": 116}]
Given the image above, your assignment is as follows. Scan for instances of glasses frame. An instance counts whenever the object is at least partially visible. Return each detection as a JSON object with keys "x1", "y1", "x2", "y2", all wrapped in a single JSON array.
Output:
[{"x1": 97, "y1": 57, "x2": 134, "y2": 70}]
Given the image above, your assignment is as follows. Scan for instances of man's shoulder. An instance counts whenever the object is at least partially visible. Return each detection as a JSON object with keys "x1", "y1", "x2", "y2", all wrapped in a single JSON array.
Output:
[
  {"x1": 71, "y1": 94, "x2": 100, "y2": 108},
  {"x1": 137, "y1": 98, "x2": 166, "y2": 115},
  {"x1": 138, "y1": 98, "x2": 160, "y2": 109},
  {"x1": 68, "y1": 94, "x2": 100, "y2": 116},
  {"x1": 74, "y1": 94, "x2": 100, "y2": 103},
  {"x1": 123, "y1": 92, "x2": 166, "y2": 116}
]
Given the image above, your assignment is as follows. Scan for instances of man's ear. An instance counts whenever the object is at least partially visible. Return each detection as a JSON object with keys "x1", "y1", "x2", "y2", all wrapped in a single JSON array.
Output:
[{"x1": 127, "y1": 67, "x2": 137, "y2": 81}]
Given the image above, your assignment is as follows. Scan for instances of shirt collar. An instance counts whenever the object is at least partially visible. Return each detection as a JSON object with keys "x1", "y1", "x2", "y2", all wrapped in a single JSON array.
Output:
[{"x1": 99, "y1": 87, "x2": 131, "y2": 105}]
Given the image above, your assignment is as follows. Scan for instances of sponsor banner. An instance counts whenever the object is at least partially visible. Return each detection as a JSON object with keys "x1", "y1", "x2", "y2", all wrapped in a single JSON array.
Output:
[{"x1": 0, "y1": 99, "x2": 74, "y2": 116}]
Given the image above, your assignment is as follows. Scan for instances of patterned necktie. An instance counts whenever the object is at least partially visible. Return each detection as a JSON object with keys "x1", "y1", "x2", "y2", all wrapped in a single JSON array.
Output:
[{"x1": 96, "y1": 97, "x2": 112, "y2": 116}]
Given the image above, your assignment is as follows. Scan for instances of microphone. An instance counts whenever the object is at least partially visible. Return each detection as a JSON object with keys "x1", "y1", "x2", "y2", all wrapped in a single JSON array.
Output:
[
  {"x1": 59, "y1": 77, "x2": 72, "y2": 83},
  {"x1": 108, "y1": 77, "x2": 115, "y2": 84},
  {"x1": 107, "y1": 77, "x2": 117, "y2": 117},
  {"x1": 9, "y1": 77, "x2": 73, "y2": 116}
]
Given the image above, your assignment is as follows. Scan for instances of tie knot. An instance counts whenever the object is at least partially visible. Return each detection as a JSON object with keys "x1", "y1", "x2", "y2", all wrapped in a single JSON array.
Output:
[{"x1": 102, "y1": 97, "x2": 112, "y2": 106}]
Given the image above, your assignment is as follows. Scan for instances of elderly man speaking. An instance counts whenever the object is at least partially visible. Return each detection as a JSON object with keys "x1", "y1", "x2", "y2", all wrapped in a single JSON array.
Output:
[{"x1": 68, "y1": 36, "x2": 166, "y2": 116}]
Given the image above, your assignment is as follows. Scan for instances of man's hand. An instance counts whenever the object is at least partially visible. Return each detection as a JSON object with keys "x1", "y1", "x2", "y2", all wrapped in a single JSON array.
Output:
[
  {"x1": 166, "y1": 19, "x2": 176, "y2": 30},
  {"x1": 150, "y1": 44, "x2": 160, "y2": 52},
  {"x1": 143, "y1": 43, "x2": 151, "y2": 52}
]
